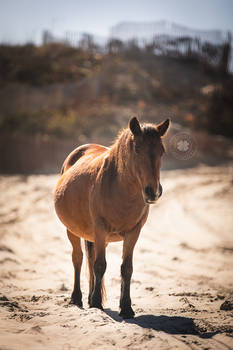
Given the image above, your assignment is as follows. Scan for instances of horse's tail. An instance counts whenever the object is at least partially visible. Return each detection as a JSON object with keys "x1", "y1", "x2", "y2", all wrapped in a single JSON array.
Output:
[
  {"x1": 60, "y1": 145, "x2": 90, "y2": 175},
  {"x1": 85, "y1": 240, "x2": 106, "y2": 305}
]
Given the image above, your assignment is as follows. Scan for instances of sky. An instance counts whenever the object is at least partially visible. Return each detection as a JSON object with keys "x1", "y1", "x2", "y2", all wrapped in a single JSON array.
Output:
[{"x1": 0, "y1": 0, "x2": 233, "y2": 44}]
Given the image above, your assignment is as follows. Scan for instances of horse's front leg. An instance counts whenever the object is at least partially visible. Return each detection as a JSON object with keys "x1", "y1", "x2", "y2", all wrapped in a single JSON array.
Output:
[
  {"x1": 90, "y1": 228, "x2": 106, "y2": 310},
  {"x1": 119, "y1": 227, "x2": 141, "y2": 319}
]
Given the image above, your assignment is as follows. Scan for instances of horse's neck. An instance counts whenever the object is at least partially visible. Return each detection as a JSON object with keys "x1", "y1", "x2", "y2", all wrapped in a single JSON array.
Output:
[{"x1": 108, "y1": 145, "x2": 141, "y2": 199}]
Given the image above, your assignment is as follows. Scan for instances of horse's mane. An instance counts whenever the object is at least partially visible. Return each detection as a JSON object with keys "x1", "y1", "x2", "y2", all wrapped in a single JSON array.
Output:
[{"x1": 108, "y1": 128, "x2": 132, "y2": 174}]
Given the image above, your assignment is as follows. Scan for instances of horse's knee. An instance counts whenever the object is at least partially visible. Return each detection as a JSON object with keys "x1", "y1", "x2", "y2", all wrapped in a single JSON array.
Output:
[
  {"x1": 94, "y1": 257, "x2": 106, "y2": 279},
  {"x1": 121, "y1": 256, "x2": 133, "y2": 279}
]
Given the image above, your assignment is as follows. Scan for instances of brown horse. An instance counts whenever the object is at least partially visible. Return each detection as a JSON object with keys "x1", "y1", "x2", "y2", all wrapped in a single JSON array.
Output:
[{"x1": 54, "y1": 116, "x2": 170, "y2": 318}]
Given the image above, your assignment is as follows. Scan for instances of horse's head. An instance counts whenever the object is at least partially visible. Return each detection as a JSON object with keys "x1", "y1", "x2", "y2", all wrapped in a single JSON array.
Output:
[{"x1": 129, "y1": 117, "x2": 170, "y2": 204}]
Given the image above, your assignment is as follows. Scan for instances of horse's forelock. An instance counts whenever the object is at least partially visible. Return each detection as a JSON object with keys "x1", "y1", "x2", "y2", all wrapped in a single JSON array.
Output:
[{"x1": 141, "y1": 124, "x2": 160, "y2": 138}]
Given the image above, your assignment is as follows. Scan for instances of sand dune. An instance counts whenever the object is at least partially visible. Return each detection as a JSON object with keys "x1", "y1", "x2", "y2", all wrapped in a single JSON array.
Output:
[{"x1": 0, "y1": 164, "x2": 233, "y2": 349}]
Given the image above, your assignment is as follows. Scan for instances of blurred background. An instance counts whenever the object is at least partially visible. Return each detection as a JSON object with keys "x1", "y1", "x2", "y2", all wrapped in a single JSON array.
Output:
[
  {"x1": 0, "y1": 0, "x2": 233, "y2": 173},
  {"x1": 1, "y1": 3, "x2": 233, "y2": 347}
]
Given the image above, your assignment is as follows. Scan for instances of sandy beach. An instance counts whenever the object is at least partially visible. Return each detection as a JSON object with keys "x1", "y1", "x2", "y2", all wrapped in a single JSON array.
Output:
[{"x1": 0, "y1": 164, "x2": 233, "y2": 350}]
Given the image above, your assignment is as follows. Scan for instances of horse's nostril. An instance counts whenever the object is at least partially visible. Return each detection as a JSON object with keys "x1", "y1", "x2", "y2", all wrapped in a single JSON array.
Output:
[{"x1": 145, "y1": 186, "x2": 155, "y2": 199}]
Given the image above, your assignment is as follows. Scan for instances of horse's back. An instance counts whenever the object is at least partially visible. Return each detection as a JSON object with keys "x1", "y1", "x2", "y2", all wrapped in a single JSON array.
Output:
[{"x1": 54, "y1": 143, "x2": 108, "y2": 240}]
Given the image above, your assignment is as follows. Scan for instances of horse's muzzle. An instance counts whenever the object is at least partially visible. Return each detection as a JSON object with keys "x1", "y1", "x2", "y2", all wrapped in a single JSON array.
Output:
[{"x1": 144, "y1": 184, "x2": 162, "y2": 204}]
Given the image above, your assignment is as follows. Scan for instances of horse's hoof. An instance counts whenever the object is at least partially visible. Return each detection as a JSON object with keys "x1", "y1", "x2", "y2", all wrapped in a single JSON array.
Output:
[
  {"x1": 89, "y1": 303, "x2": 103, "y2": 310},
  {"x1": 119, "y1": 308, "x2": 135, "y2": 319},
  {"x1": 69, "y1": 298, "x2": 83, "y2": 308}
]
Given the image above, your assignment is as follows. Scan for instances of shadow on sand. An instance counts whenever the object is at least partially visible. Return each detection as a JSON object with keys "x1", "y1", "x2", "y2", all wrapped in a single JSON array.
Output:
[{"x1": 104, "y1": 309, "x2": 217, "y2": 339}]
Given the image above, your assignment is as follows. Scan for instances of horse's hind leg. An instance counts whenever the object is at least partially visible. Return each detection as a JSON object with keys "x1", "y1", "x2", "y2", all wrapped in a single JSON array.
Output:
[
  {"x1": 89, "y1": 232, "x2": 106, "y2": 310},
  {"x1": 67, "y1": 230, "x2": 83, "y2": 307},
  {"x1": 85, "y1": 240, "x2": 95, "y2": 306}
]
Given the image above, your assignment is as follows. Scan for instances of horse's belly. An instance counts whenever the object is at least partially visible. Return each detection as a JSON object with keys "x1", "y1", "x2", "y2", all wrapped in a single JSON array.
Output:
[
  {"x1": 54, "y1": 170, "x2": 94, "y2": 240},
  {"x1": 107, "y1": 232, "x2": 124, "y2": 242}
]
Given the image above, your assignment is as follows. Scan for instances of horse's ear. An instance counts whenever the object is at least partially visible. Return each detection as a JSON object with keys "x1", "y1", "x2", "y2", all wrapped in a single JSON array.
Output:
[
  {"x1": 157, "y1": 118, "x2": 170, "y2": 137},
  {"x1": 129, "y1": 117, "x2": 142, "y2": 137}
]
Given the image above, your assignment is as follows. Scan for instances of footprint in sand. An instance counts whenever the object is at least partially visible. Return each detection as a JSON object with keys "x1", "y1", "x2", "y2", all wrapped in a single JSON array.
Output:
[
  {"x1": 0, "y1": 245, "x2": 14, "y2": 253},
  {"x1": 24, "y1": 325, "x2": 43, "y2": 334}
]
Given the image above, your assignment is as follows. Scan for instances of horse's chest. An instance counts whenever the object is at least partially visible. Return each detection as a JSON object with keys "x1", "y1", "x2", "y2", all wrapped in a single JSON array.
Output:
[{"x1": 106, "y1": 202, "x2": 149, "y2": 234}]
